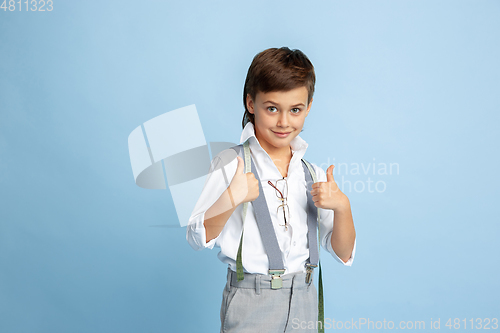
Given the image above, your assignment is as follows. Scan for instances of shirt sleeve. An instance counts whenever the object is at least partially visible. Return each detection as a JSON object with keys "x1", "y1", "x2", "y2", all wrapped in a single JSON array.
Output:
[
  {"x1": 186, "y1": 149, "x2": 239, "y2": 251},
  {"x1": 313, "y1": 163, "x2": 356, "y2": 266}
]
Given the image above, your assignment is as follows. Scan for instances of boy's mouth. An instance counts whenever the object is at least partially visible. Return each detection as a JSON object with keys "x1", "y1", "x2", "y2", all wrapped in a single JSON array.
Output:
[{"x1": 272, "y1": 131, "x2": 291, "y2": 138}]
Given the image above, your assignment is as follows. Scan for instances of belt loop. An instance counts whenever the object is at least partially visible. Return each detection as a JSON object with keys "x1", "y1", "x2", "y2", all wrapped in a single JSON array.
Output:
[
  {"x1": 226, "y1": 267, "x2": 232, "y2": 292},
  {"x1": 255, "y1": 274, "x2": 261, "y2": 295}
]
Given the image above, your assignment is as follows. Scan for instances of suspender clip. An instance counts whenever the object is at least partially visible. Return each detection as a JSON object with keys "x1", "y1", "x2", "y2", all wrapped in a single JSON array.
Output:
[
  {"x1": 269, "y1": 269, "x2": 285, "y2": 289},
  {"x1": 305, "y1": 263, "x2": 318, "y2": 284}
]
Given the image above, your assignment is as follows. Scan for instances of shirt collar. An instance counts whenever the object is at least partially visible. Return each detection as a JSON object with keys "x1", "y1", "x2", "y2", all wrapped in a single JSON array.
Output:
[{"x1": 239, "y1": 122, "x2": 309, "y2": 155}]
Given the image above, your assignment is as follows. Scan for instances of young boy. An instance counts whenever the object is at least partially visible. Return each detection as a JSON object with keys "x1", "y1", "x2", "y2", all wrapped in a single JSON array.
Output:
[{"x1": 186, "y1": 47, "x2": 356, "y2": 333}]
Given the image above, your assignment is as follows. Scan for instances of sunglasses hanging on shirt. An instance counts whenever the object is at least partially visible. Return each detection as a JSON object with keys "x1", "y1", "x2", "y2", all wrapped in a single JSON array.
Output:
[{"x1": 268, "y1": 177, "x2": 290, "y2": 231}]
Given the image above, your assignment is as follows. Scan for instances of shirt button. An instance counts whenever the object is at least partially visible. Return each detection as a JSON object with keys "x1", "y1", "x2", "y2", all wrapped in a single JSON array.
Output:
[{"x1": 293, "y1": 241, "x2": 297, "y2": 246}]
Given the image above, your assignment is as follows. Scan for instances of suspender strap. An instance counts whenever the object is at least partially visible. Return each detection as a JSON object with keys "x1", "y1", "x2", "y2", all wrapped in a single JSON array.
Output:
[
  {"x1": 249, "y1": 155, "x2": 285, "y2": 272},
  {"x1": 302, "y1": 158, "x2": 325, "y2": 333},
  {"x1": 233, "y1": 141, "x2": 251, "y2": 282},
  {"x1": 301, "y1": 160, "x2": 319, "y2": 266},
  {"x1": 231, "y1": 143, "x2": 285, "y2": 280}
]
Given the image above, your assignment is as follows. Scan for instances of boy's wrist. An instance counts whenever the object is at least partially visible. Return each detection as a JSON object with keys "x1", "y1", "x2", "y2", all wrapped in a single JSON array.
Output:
[
  {"x1": 228, "y1": 183, "x2": 245, "y2": 207},
  {"x1": 332, "y1": 195, "x2": 351, "y2": 213}
]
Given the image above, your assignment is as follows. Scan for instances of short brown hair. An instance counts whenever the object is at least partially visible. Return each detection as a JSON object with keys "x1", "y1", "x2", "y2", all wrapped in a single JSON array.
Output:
[{"x1": 242, "y1": 47, "x2": 316, "y2": 129}]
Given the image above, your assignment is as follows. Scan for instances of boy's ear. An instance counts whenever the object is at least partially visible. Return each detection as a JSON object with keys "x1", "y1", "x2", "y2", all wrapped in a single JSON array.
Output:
[
  {"x1": 305, "y1": 97, "x2": 313, "y2": 116},
  {"x1": 246, "y1": 93, "x2": 255, "y2": 114}
]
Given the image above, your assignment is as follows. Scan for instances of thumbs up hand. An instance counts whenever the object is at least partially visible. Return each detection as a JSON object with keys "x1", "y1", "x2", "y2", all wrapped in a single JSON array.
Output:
[
  {"x1": 311, "y1": 165, "x2": 350, "y2": 212},
  {"x1": 228, "y1": 156, "x2": 260, "y2": 207}
]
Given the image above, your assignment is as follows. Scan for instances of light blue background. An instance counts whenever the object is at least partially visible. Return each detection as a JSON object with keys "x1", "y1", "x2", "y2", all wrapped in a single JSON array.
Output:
[{"x1": 1, "y1": 1, "x2": 499, "y2": 332}]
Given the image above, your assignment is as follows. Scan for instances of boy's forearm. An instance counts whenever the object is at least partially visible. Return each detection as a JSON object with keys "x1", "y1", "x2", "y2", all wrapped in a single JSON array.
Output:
[
  {"x1": 204, "y1": 187, "x2": 239, "y2": 243},
  {"x1": 330, "y1": 203, "x2": 356, "y2": 263}
]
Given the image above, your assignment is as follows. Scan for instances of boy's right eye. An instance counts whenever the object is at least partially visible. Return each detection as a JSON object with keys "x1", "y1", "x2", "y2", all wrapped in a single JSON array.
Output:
[{"x1": 267, "y1": 106, "x2": 278, "y2": 113}]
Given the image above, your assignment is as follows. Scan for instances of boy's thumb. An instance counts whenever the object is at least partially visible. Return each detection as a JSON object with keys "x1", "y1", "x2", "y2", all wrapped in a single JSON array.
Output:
[
  {"x1": 235, "y1": 155, "x2": 244, "y2": 173},
  {"x1": 327, "y1": 165, "x2": 335, "y2": 182}
]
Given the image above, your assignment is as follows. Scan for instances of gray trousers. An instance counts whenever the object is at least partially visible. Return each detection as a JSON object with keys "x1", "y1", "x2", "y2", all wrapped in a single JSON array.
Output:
[{"x1": 220, "y1": 267, "x2": 319, "y2": 333}]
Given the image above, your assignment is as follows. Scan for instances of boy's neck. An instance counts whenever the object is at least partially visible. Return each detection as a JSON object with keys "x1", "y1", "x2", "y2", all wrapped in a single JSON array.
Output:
[
  {"x1": 267, "y1": 146, "x2": 293, "y2": 161},
  {"x1": 263, "y1": 145, "x2": 293, "y2": 178},
  {"x1": 257, "y1": 137, "x2": 293, "y2": 162},
  {"x1": 253, "y1": 127, "x2": 294, "y2": 176}
]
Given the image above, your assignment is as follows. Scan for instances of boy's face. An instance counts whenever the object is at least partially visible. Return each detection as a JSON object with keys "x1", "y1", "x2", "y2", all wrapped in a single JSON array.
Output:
[{"x1": 246, "y1": 86, "x2": 312, "y2": 156}]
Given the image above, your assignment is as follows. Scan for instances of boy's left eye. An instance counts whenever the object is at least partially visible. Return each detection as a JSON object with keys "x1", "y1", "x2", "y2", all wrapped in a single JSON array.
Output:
[{"x1": 291, "y1": 108, "x2": 301, "y2": 114}]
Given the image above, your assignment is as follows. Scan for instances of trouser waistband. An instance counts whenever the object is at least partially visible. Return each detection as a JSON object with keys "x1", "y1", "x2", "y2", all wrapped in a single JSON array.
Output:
[{"x1": 225, "y1": 267, "x2": 313, "y2": 292}]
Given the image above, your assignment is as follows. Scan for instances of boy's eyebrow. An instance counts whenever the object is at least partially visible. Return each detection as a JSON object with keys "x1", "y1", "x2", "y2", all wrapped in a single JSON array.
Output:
[{"x1": 263, "y1": 100, "x2": 306, "y2": 107}]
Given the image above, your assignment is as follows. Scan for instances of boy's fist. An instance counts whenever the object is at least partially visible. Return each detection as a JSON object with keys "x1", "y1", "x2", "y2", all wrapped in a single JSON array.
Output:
[
  {"x1": 311, "y1": 165, "x2": 350, "y2": 212},
  {"x1": 228, "y1": 156, "x2": 260, "y2": 206}
]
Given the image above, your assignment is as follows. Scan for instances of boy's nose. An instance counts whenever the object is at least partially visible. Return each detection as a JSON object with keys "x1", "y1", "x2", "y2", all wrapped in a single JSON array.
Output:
[{"x1": 277, "y1": 111, "x2": 289, "y2": 127}]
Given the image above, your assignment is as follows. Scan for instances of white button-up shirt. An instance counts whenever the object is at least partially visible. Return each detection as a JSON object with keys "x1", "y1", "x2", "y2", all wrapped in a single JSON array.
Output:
[{"x1": 186, "y1": 122, "x2": 356, "y2": 275}]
